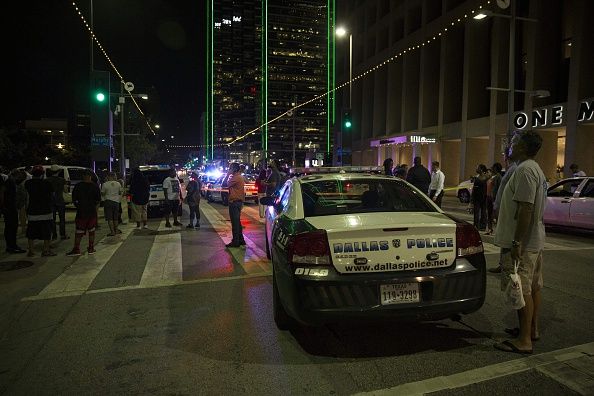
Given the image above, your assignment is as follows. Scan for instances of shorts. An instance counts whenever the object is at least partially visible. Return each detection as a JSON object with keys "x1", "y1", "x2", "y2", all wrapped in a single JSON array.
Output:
[
  {"x1": 500, "y1": 248, "x2": 543, "y2": 295},
  {"x1": 163, "y1": 199, "x2": 179, "y2": 215},
  {"x1": 103, "y1": 200, "x2": 120, "y2": 222},
  {"x1": 26, "y1": 220, "x2": 52, "y2": 240},
  {"x1": 75, "y1": 216, "x2": 98, "y2": 234},
  {"x1": 131, "y1": 203, "x2": 148, "y2": 222}
]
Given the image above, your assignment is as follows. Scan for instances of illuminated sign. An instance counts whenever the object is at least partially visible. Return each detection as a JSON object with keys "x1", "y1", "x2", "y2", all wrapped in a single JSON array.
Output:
[
  {"x1": 514, "y1": 98, "x2": 594, "y2": 130},
  {"x1": 410, "y1": 136, "x2": 436, "y2": 143}
]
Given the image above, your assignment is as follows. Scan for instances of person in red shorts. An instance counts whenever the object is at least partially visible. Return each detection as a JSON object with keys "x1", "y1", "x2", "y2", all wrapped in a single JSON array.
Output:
[{"x1": 67, "y1": 170, "x2": 101, "y2": 256}]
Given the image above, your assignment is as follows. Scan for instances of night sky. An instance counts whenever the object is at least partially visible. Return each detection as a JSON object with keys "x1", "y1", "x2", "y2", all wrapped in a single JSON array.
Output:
[{"x1": 3, "y1": 0, "x2": 205, "y2": 144}]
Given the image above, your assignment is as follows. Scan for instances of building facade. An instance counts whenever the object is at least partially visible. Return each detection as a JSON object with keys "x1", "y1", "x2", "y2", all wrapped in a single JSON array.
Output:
[
  {"x1": 205, "y1": 0, "x2": 335, "y2": 167},
  {"x1": 336, "y1": 0, "x2": 594, "y2": 185}
]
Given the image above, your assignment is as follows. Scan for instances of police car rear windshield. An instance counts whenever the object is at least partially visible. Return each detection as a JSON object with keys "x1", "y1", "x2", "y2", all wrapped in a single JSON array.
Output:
[
  {"x1": 141, "y1": 170, "x2": 170, "y2": 185},
  {"x1": 301, "y1": 178, "x2": 435, "y2": 217}
]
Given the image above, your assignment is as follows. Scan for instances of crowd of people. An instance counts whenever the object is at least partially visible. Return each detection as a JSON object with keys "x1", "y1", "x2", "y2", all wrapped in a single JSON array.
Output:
[{"x1": 382, "y1": 156, "x2": 445, "y2": 207}]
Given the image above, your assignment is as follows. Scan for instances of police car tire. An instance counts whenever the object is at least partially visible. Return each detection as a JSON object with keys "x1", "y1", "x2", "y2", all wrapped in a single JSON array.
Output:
[
  {"x1": 272, "y1": 269, "x2": 293, "y2": 330},
  {"x1": 458, "y1": 189, "x2": 470, "y2": 203},
  {"x1": 206, "y1": 192, "x2": 213, "y2": 202}
]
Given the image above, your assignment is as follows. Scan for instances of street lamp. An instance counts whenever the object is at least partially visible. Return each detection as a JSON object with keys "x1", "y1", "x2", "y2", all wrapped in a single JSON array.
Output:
[
  {"x1": 474, "y1": 1, "x2": 537, "y2": 140},
  {"x1": 336, "y1": 26, "x2": 352, "y2": 165}
]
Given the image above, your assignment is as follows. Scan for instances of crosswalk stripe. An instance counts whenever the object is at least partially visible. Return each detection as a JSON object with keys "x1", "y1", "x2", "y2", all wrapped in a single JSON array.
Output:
[
  {"x1": 482, "y1": 240, "x2": 594, "y2": 255},
  {"x1": 242, "y1": 204, "x2": 266, "y2": 224},
  {"x1": 139, "y1": 220, "x2": 183, "y2": 287},
  {"x1": 26, "y1": 227, "x2": 135, "y2": 300},
  {"x1": 200, "y1": 202, "x2": 270, "y2": 274}
]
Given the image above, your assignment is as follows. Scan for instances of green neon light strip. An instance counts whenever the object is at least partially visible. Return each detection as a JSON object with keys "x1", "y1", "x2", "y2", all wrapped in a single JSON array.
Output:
[
  {"x1": 210, "y1": 0, "x2": 214, "y2": 160},
  {"x1": 262, "y1": 0, "x2": 268, "y2": 155},
  {"x1": 205, "y1": 0, "x2": 210, "y2": 160},
  {"x1": 326, "y1": 0, "x2": 331, "y2": 154}
]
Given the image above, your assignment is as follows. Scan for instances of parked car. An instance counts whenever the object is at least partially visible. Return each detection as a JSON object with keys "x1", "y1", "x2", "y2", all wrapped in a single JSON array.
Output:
[
  {"x1": 206, "y1": 174, "x2": 259, "y2": 205},
  {"x1": 18, "y1": 165, "x2": 99, "y2": 205},
  {"x1": 544, "y1": 176, "x2": 594, "y2": 230},
  {"x1": 456, "y1": 177, "x2": 475, "y2": 203},
  {"x1": 260, "y1": 169, "x2": 486, "y2": 330},
  {"x1": 206, "y1": 175, "x2": 230, "y2": 205}
]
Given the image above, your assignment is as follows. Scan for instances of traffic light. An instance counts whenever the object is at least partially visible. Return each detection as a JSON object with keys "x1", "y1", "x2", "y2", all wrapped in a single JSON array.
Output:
[
  {"x1": 90, "y1": 70, "x2": 112, "y2": 162},
  {"x1": 343, "y1": 109, "x2": 352, "y2": 129},
  {"x1": 90, "y1": 70, "x2": 111, "y2": 135}
]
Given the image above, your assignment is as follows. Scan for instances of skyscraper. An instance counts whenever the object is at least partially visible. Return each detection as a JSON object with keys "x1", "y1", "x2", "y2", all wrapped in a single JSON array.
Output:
[{"x1": 206, "y1": 0, "x2": 335, "y2": 166}]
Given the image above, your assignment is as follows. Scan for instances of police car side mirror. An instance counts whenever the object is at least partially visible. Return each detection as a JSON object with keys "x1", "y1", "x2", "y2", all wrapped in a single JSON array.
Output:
[{"x1": 259, "y1": 196, "x2": 276, "y2": 206}]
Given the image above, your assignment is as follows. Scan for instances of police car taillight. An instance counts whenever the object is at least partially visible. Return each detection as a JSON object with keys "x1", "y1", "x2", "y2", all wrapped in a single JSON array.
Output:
[
  {"x1": 456, "y1": 223, "x2": 484, "y2": 257},
  {"x1": 288, "y1": 230, "x2": 332, "y2": 265}
]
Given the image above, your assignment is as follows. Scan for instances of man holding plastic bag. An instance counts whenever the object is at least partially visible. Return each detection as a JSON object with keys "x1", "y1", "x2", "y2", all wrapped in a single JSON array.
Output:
[{"x1": 494, "y1": 130, "x2": 547, "y2": 355}]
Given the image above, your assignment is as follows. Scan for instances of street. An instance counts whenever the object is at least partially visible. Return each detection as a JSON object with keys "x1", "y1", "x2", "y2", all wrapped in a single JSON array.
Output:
[{"x1": 1, "y1": 196, "x2": 593, "y2": 395}]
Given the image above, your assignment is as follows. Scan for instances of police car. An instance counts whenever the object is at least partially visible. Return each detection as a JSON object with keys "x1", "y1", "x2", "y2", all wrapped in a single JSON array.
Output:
[
  {"x1": 136, "y1": 165, "x2": 183, "y2": 215},
  {"x1": 260, "y1": 167, "x2": 486, "y2": 329}
]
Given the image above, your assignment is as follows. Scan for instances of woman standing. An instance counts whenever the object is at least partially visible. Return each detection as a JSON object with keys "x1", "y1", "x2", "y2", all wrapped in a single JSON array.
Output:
[
  {"x1": 383, "y1": 158, "x2": 394, "y2": 176},
  {"x1": 129, "y1": 168, "x2": 150, "y2": 229},
  {"x1": 185, "y1": 172, "x2": 201, "y2": 229}
]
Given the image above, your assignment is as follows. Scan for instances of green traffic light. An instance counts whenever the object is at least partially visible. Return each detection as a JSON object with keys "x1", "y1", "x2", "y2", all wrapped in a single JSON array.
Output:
[
  {"x1": 345, "y1": 120, "x2": 352, "y2": 128},
  {"x1": 95, "y1": 92, "x2": 106, "y2": 102}
]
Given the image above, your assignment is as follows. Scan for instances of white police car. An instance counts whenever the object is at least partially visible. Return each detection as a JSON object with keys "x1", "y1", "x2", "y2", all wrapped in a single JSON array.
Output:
[{"x1": 260, "y1": 167, "x2": 486, "y2": 329}]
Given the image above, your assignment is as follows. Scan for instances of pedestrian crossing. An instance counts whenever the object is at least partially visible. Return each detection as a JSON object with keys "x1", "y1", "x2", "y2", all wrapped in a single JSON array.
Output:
[
  {"x1": 21, "y1": 202, "x2": 271, "y2": 302},
  {"x1": 14, "y1": 200, "x2": 594, "y2": 302}
]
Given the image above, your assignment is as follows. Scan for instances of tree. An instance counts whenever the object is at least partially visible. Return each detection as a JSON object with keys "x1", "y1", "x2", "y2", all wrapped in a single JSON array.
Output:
[{"x1": 113, "y1": 135, "x2": 157, "y2": 168}]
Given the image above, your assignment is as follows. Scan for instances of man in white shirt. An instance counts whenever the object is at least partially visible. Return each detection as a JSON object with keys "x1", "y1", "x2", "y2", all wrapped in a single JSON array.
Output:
[
  {"x1": 428, "y1": 161, "x2": 445, "y2": 208},
  {"x1": 494, "y1": 130, "x2": 547, "y2": 355},
  {"x1": 101, "y1": 172, "x2": 123, "y2": 236},
  {"x1": 162, "y1": 169, "x2": 182, "y2": 228}
]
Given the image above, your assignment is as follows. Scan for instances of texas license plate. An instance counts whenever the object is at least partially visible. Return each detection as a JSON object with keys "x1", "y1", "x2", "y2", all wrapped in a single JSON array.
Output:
[{"x1": 380, "y1": 283, "x2": 420, "y2": 305}]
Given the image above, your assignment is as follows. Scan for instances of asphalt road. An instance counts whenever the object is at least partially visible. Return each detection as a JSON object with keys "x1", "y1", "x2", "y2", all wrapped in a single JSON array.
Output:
[{"x1": 0, "y1": 196, "x2": 592, "y2": 395}]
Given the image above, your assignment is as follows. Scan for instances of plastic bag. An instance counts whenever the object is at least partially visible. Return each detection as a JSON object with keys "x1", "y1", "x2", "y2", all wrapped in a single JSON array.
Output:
[{"x1": 505, "y1": 260, "x2": 525, "y2": 310}]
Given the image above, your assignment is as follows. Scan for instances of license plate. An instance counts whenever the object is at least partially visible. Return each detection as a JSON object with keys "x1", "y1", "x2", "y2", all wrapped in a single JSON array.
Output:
[
  {"x1": 149, "y1": 201, "x2": 160, "y2": 206},
  {"x1": 380, "y1": 283, "x2": 420, "y2": 305}
]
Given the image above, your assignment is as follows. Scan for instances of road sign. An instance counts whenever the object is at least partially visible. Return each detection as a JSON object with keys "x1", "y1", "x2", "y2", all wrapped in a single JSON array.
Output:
[{"x1": 124, "y1": 81, "x2": 134, "y2": 92}]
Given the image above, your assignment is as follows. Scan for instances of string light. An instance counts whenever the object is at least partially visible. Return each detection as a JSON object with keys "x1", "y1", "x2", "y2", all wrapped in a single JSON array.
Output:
[
  {"x1": 226, "y1": 0, "x2": 489, "y2": 147},
  {"x1": 71, "y1": 1, "x2": 155, "y2": 135}
]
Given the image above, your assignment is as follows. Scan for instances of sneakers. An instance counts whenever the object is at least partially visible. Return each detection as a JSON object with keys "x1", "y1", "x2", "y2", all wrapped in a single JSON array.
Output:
[
  {"x1": 142, "y1": 225, "x2": 149, "y2": 229},
  {"x1": 87, "y1": 247, "x2": 96, "y2": 255},
  {"x1": 165, "y1": 222, "x2": 172, "y2": 228},
  {"x1": 66, "y1": 249, "x2": 81, "y2": 257},
  {"x1": 186, "y1": 224, "x2": 194, "y2": 229},
  {"x1": 173, "y1": 221, "x2": 182, "y2": 226}
]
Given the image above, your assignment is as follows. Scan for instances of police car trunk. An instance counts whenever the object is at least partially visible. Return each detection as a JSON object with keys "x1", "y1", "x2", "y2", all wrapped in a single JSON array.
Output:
[{"x1": 275, "y1": 174, "x2": 486, "y2": 325}]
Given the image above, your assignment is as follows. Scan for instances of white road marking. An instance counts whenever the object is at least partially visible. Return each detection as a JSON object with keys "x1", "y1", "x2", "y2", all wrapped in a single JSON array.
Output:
[
  {"x1": 139, "y1": 220, "x2": 183, "y2": 287},
  {"x1": 481, "y1": 241, "x2": 594, "y2": 255},
  {"x1": 25, "y1": 227, "x2": 135, "y2": 300},
  {"x1": 355, "y1": 342, "x2": 594, "y2": 396},
  {"x1": 21, "y1": 272, "x2": 272, "y2": 301},
  {"x1": 242, "y1": 204, "x2": 266, "y2": 224},
  {"x1": 200, "y1": 201, "x2": 270, "y2": 274}
]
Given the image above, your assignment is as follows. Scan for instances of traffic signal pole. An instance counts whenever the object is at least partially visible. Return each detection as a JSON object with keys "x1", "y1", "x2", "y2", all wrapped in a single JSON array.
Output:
[{"x1": 119, "y1": 82, "x2": 126, "y2": 183}]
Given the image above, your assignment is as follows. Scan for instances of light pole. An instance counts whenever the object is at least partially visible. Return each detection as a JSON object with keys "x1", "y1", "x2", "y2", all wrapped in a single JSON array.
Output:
[
  {"x1": 474, "y1": 2, "x2": 537, "y2": 141},
  {"x1": 336, "y1": 26, "x2": 352, "y2": 165}
]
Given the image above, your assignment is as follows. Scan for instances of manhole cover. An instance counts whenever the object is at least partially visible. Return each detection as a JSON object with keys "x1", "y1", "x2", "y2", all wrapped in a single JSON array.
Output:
[{"x1": 0, "y1": 261, "x2": 35, "y2": 271}]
